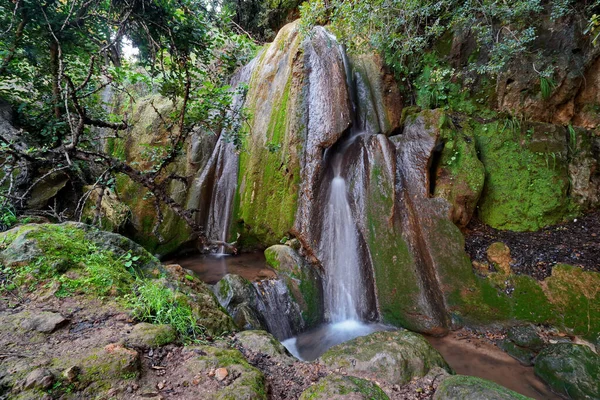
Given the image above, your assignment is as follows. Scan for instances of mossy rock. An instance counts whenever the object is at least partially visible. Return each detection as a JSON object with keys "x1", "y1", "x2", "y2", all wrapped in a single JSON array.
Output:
[
  {"x1": 433, "y1": 375, "x2": 532, "y2": 400},
  {"x1": 234, "y1": 330, "x2": 294, "y2": 364},
  {"x1": 472, "y1": 120, "x2": 571, "y2": 231},
  {"x1": 534, "y1": 343, "x2": 600, "y2": 400},
  {"x1": 319, "y1": 331, "x2": 451, "y2": 384},
  {"x1": 506, "y1": 325, "x2": 544, "y2": 352},
  {"x1": 497, "y1": 340, "x2": 536, "y2": 366},
  {"x1": 213, "y1": 274, "x2": 265, "y2": 331},
  {"x1": 264, "y1": 245, "x2": 323, "y2": 328},
  {"x1": 125, "y1": 323, "x2": 177, "y2": 348},
  {"x1": 299, "y1": 374, "x2": 389, "y2": 400},
  {"x1": 182, "y1": 346, "x2": 266, "y2": 400}
]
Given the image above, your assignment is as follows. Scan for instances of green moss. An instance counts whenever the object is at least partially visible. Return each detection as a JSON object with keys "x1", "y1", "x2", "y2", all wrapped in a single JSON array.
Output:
[
  {"x1": 300, "y1": 375, "x2": 389, "y2": 400},
  {"x1": 472, "y1": 120, "x2": 572, "y2": 231},
  {"x1": 435, "y1": 375, "x2": 531, "y2": 399}
]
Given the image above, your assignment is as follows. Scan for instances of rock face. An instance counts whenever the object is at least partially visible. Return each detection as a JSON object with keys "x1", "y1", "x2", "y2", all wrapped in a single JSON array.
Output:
[
  {"x1": 433, "y1": 375, "x2": 531, "y2": 400},
  {"x1": 534, "y1": 343, "x2": 600, "y2": 400},
  {"x1": 264, "y1": 245, "x2": 324, "y2": 328},
  {"x1": 319, "y1": 331, "x2": 451, "y2": 385},
  {"x1": 299, "y1": 374, "x2": 389, "y2": 400}
]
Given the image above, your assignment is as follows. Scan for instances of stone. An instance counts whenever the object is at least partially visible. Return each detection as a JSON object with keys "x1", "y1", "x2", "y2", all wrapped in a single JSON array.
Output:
[
  {"x1": 182, "y1": 346, "x2": 266, "y2": 399},
  {"x1": 26, "y1": 171, "x2": 69, "y2": 209},
  {"x1": 497, "y1": 340, "x2": 536, "y2": 366},
  {"x1": 319, "y1": 331, "x2": 451, "y2": 385},
  {"x1": 299, "y1": 374, "x2": 389, "y2": 400},
  {"x1": 20, "y1": 311, "x2": 68, "y2": 333},
  {"x1": 487, "y1": 242, "x2": 513, "y2": 275},
  {"x1": 534, "y1": 343, "x2": 600, "y2": 400},
  {"x1": 507, "y1": 325, "x2": 544, "y2": 352},
  {"x1": 234, "y1": 330, "x2": 294, "y2": 364},
  {"x1": 103, "y1": 343, "x2": 140, "y2": 374},
  {"x1": 213, "y1": 274, "x2": 265, "y2": 331},
  {"x1": 125, "y1": 323, "x2": 177, "y2": 348},
  {"x1": 433, "y1": 375, "x2": 531, "y2": 400},
  {"x1": 62, "y1": 366, "x2": 80, "y2": 383},
  {"x1": 22, "y1": 368, "x2": 54, "y2": 391},
  {"x1": 214, "y1": 368, "x2": 228, "y2": 381},
  {"x1": 81, "y1": 186, "x2": 130, "y2": 232},
  {"x1": 264, "y1": 245, "x2": 324, "y2": 328}
]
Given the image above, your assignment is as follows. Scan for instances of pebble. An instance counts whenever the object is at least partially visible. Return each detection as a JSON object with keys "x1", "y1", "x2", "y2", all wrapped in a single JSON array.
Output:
[{"x1": 215, "y1": 367, "x2": 228, "y2": 381}]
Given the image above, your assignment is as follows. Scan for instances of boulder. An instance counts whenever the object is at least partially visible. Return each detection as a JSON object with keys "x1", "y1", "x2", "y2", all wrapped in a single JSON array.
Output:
[
  {"x1": 433, "y1": 375, "x2": 532, "y2": 400},
  {"x1": 125, "y1": 323, "x2": 177, "y2": 348},
  {"x1": 486, "y1": 242, "x2": 513, "y2": 276},
  {"x1": 319, "y1": 331, "x2": 451, "y2": 384},
  {"x1": 19, "y1": 311, "x2": 68, "y2": 333},
  {"x1": 506, "y1": 325, "x2": 545, "y2": 352},
  {"x1": 22, "y1": 368, "x2": 54, "y2": 391},
  {"x1": 213, "y1": 274, "x2": 265, "y2": 331},
  {"x1": 534, "y1": 343, "x2": 600, "y2": 400},
  {"x1": 234, "y1": 330, "x2": 294, "y2": 364},
  {"x1": 264, "y1": 245, "x2": 323, "y2": 327},
  {"x1": 299, "y1": 374, "x2": 389, "y2": 400}
]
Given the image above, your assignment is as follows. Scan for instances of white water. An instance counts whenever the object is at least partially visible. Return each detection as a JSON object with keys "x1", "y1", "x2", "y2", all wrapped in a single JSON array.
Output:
[{"x1": 320, "y1": 173, "x2": 364, "y2": 322}]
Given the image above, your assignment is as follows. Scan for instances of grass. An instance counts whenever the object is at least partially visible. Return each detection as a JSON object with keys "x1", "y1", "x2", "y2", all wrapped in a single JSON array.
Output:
[{"x1": 126, "y1": 280, "x2": 209, "y2": 343}]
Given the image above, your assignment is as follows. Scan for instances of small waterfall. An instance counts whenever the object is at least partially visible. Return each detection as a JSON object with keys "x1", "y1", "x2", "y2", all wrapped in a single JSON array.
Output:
[
  {"x1": 319, "y1": 45, "x2": 369, "y2": 323},
  {"x1": 206, "y1": 140, "x2": 238, "y2": 254}
]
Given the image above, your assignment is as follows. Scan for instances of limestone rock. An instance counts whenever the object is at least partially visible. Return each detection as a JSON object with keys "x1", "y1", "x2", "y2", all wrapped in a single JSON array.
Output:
[
  {"x1": 20, "y1": 311, "x2": 68, "y2": 333},
  {"x1": 534, "y1": 343, "x2": 600, "y2": 400},
  {"x1": 433, "y1": 375, "x2": 531, "y2": 400},
  {"x1": 319, "y1": 331, "x2": 451, "y2": 384},
  {"x1": 299, "y1": 374, "x2": 389, "y2": 400},
  {"x1": 125, "y1": 323, "x2": 177, "y2": 348}
]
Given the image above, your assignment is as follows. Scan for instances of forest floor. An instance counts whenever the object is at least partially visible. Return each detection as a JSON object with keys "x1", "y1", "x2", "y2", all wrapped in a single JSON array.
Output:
[{"x1": 464, "y1": 209, "x2": 600, "y2": 280}]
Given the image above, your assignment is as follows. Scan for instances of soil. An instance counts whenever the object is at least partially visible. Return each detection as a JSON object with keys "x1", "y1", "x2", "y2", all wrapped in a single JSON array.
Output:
[{"x1": 464, "y1": 209, "x2": 600, "y2": 280}]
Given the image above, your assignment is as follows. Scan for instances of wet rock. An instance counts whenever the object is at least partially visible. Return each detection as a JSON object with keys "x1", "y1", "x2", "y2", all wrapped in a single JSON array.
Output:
[
  {"x1": 22, "y1": 368, "x2": 54, "y2": 390},
  {"x1": 319, "y1": 331, "x2": 451, "y2": 384},
  {"x1": 20, "y1": 311, "x2": 68, "y2": 333},
  {"x1": 486, "y1": 242, "x2": 513, "y2": 275},
  {"x1": 213, "y1": 274, "x2": 265, "y2": 331},
  {"x1": 234, "y1": 330, "x2": 294, "y2": 364},
  {"x1": 433, "y1": 375, "x2": 531, "y2": 400},
  {"x1": 264, "y1": 245, "x2": 324, "y2": 327},
  {"x1": 299, "y1": 374, "x2": 389, "y2": 400},
  {"x1": 497, "y1": 340, "x2": 536, "y2": 366},
  {"x1": 507, "y1": 325, "x2": 544, "y2": 352},
  {"x1": 125, "y1": 323, "x2": 177, "y2": 348},
  {"x1": 534, "y1": 343, "x2": 600, "y2": 400}
]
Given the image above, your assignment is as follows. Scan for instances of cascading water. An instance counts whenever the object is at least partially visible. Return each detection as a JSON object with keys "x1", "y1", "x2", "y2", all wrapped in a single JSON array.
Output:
[
  {"x1": 283, "y1": 42, "x2": 390, "y2": 360},
  {"x1": 320, "y1": 153, "x2": 364, "y2": 322}
]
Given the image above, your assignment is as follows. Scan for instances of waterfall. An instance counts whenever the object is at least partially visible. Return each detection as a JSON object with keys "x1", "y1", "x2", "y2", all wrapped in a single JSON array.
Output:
[{"x1": 319, "y1": 45, "x2": 369, "y2": 323}]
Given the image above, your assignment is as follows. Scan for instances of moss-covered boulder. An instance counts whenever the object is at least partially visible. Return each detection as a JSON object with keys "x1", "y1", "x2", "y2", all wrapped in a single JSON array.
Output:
[
  {"x1": 213, "y1": 273, "x2": 265, "y2": 331},
  {"x1": 473, "y1": 120, "x2": 571, "y2": 231},
  {"x1": 433, "y1": 115, "x2": 485, "y2": 227},
  {"x1": 433, "y1": 375, "x2": 532, "y2": 400},
  {"x1": 299, "y1": 374, "x2": 389, "y2": 400},
  {"x1": 264, "y1": 245, "x2": 323, "y2": 327},
  {"x1": 319, "y1": 331, "x2": 451, "y2": 385},
  {"x1": 234, "y1": 330, "x2": 294, "y2": 365},
  {"x1": 81, "y1": 186, "x2": 130, "y2": 232},
  {"x1": 180, "y1": 346, "x2": 266, "y2": 400},
  {"x1": 125, "y1": 323, "x2": 177, "y2": 348},
  {"x1": 534, "y1": 343, "x2": 600, "y2": 400}
]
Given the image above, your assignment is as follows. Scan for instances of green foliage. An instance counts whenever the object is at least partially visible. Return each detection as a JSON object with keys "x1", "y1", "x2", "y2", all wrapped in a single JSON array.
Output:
[
  {"x1": 540, "y1": 76, "x2": 556, "y2": 99},
  {"x1": 0, "y1": 205, "x2": 17, "y2": 231},
  {"x1": 126, "y1": 280, "x2": 208, "y2": 343},
  {"x1": 300, "y1": 0, "x2": 544, "y2": 79}
]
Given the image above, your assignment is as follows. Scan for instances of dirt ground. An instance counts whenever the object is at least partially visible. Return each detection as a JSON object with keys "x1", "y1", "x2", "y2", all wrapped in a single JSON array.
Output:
[{"x1": 464, "y1": 209, "x2": 600, "y2": 280}]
